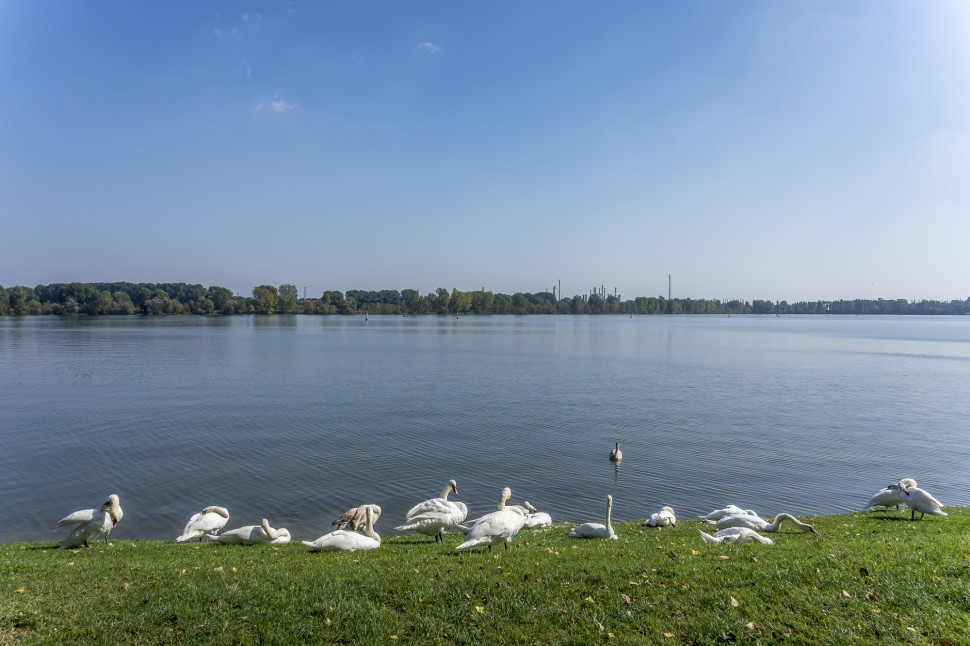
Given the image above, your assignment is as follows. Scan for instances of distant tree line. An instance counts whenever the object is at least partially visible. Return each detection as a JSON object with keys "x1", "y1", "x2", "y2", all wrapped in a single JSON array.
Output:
[{"x1": 1, "y1": 282, "x2": 968, "y2": 317}]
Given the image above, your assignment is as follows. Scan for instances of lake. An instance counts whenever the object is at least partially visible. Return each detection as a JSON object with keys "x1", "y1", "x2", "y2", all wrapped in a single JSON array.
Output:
[{"x1": 1, "y1": 314, "x2": 968, "y2": 544}]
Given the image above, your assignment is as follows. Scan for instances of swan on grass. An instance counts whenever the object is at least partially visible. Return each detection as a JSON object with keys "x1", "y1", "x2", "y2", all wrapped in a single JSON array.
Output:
[
  {"x1": 56, "y1": 494, "x2": 123, "y2": 549},
  {"x1": 569, "y1": 495, "x2": 617, "y2": 540},
  {"x1": 176, "y1": 506, "x2": 229, "y2": 542},
  {"x1": 609, "y1": 442, "x2": 623, "y2": 462},
  {"x1": 698, "y1": 505, "x2": 759, "y2": 522},
  {"x1": 900, "y1": 485, "x2": 946, "y2": 520},
  {"x1": 711, "y1": 512, "x2": 817, "y2": 534},
  {"x1": 699, "y1": 527, "x2": 774, "y2": 545},
  {"x1": 331, "y1": 504, "x2": 382, "y2": 531},
  {"x1": 304, "y1": 505, "x2": 381, "y2": 552},
  {"x1": 395, "y1": 479, "x2": 468, "y2": 542},
  {"x1": 455, "y1": 487, "x2": 526, "y2": 552},
  {"x1": 644, "y1": 506, "x2": 676, "y2": 527},
  {"x1": 215, "y1": 518, "x2": 291, "y2": 545},
  {"x1": 865, "y1": 478, "x2": 917, "y2": 511},
  {"x1": 522, "y1": 501, "x2": 552, "y2": 529}
]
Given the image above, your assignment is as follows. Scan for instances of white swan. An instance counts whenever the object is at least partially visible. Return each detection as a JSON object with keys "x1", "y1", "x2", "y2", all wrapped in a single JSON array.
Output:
[
  {"x1": 644, "y1": 506, "x2": 676, "y2": 527},
  {"x1": 456, "y1": 487, "x2": 526, "y2": 552},
  {"x1": 304, "y1": 505, "x2": 381, "y2": 552},
  {"x1": 698, "y1": 505, "x2": 759, "y2": 521},
  {"x1": 900, "y1": 485, "x2": 946, "y2": 520},
  {"x1": 176, "y1": 506, "x2": 229, "y2": 542},
  {"x1": 331, "y1": 504, "x2": 382, "y2": 531},
  {"x1": 699, "y1": 527, "x2": 773, "y2": 545},
  {"x1": 215, "y1": 518, "x2": 291, "y2": 545},
  {"x1": 609, "y1": 442, "x2": 623, "y2": 462},
  {"x1": 569, "y1": 495, "x2": 617, "y2": 539},
  {"x1": 712, "y1": 512, "x2": 817, "y2": 534},
  {"x1": 395, "y1": 479, "x2": 468, "y2": 542},
  {"x1": 522, "y1": 501, "x2": 552, "y2": 529},
  {"x1": 56, "y1": 494, "x2": 123, "y2": 549},
  {"x1": 865, "y1": 478, "x2": 918, "y2": 511}
]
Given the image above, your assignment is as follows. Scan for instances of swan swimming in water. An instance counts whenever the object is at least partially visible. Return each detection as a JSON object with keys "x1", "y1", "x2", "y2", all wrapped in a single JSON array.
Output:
[
  {"x1": 644, "y1": 506, "x2": 676, "y2": 527},
  {"x1": 698, "y1": 505, "x2": 759, "y2": 521},
  {"x1": 699, "y1": 527, "x2": 774, "y2": 545},
  {"x1": 304, "y1": 505, "x2": 381, "y2": 552},
  {"x1": 569, "y1": 495, "x2": 617, "y2": 539},
  {"x1": 331, "y1": 504, "x2": 382, "y2": 531},
  {"x1": 711, "y1": 512, "x2": 817, "y2": 534},
  {"x1": 609, "y1": 442, "x2": 623, "y2": 462},
  {"x1": 215, "y1": 518, "x2": 291, "y2": 545},
  {"x1": 900, "y1": 485, "x2": 946, "y2": 520},
  {"x1": 395, "y1": 479, "x2": 468, "y2": 542},
  {"x1": 56, "y1": 494, "x2": 123, "y2": 549},
  {"x1": 456, "y1": 487, "x2": 526, "y2": 552},
  {"x1": 176, "y1": 506, "x2": 229, "y2": 542}
]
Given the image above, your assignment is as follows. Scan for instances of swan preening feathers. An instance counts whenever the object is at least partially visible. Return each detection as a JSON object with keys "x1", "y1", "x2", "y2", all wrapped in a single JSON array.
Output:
[
  {"x1": 331, "y1": 504, "x2": 382, "y2": 531},
  {"x1": 56, "y1": 494, "x2": 123, "y2": 549},
  {"x1": 644, "y1": 506, "x2": 676, "y2": 527},
  {"x1": 215, "y1": 519, "x2": 291, "y2": 545},
  {"x1": 900, "y1": 485, "x2": 946, "y2": 520},
  {"x1": 304, "y1": 505, "x2": 381, "y2": 552},
  {"x1": 864, "y1": 478, "x2": 946, "y2": 520},
  {"x1": 176, "y1": 506, "x2": 229, "y2": 542}
]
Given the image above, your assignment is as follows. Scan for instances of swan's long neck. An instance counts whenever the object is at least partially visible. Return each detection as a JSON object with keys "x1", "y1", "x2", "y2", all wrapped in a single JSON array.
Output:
[
  {"x1": 605, "y1": 498, "x2": 613, "y2": 533},
  {"x1": 440, "y1": 483, "x2": 454, "y2": 500},
  {"x1": 769, "y1": 513, "x2": 814, "y2": 533},
  {"x1": 363, "y1": 507, "x2": 381, "y2": 543},
  {"x1": 261, "y1": 518, "x2": 281, "y2": 540},
  {"x1": 497, "y1": 488, "x2": 512, "y2": 511}
]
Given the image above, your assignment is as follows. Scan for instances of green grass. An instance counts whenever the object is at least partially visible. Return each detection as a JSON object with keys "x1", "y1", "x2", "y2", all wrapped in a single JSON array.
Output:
[{"x1": 2, "y1": 510, "x2": 969, "y2": 644}]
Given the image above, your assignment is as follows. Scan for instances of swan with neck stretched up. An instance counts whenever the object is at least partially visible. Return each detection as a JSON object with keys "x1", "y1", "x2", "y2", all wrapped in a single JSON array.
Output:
[
  {"x1": 698, "y1": 505, "x2": 759, "y2": 521},
  {"x1": 865, "y1": 479, "x2": 917, "y2": 511},
  {"x1": 304, "y1": 505, "x2": 381, "y2": 552},
  {"x1": 56, "y1": 494, "x2": 123, "y2": 549},
  {"x1": 176, "y1": 506, "x2": 229, "y2": 542},
  {"x1": 900, "y1": 485, "x2": 946, "y2": 520},
  {"x1": 644, "y1": 506, "x2": 676, "y2": 527},
  {"x1": 712, "y1": 512, "x2": 817, "y2": 534},
  {"x1": 569, "y1": 495, "x2": 617, "y2": 539},
  {"x1": 609, "y1": 442, "x2": 623, "y2": 462},
  {"x1": 215, "y1": 518, "x2": 291, "y2": 545},
  {"x1": 395, "y1": 479, "x2": 468, "y2": 542},
  {"x1": 699, "y1": 527, "x2": 774, "y2": 545},
  {"x1": 331, "y1": 504, "x2": 382, "y2": 531},
  {"x1": 456, "y1": 487, "x2": 526, "y2": 552}
]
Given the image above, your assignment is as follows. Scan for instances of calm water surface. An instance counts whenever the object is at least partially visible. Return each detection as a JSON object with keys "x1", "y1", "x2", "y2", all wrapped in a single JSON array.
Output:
[{"x1": 1, "y1": 314, "x2": 968, "y2": 543}]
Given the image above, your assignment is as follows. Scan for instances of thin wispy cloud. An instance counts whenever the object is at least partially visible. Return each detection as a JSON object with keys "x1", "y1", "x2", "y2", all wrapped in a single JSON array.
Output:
[
  {"x1": 256, "y1": 90, "x2": 297, "y2": 115},
  {"x1": 256, "y1": 100, "x2": 297, "y2": 114},
  {"x1": 417, "y1": 42, "x2": 440, "y2": 54}
]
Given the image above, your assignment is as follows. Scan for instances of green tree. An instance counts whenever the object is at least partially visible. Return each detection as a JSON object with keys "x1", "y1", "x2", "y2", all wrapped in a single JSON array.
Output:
[
  {"x1": 278, "y1": 284, "x2": 298, "y2": 314},
  {"x1": 252, "y1": 285, "x2": 278, "y2": 314}
]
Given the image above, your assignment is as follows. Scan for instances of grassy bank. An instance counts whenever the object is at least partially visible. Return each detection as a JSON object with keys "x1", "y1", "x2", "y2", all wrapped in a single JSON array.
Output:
[{"x1": 2, "y1": 509, "x2": 968, "y2": 644}]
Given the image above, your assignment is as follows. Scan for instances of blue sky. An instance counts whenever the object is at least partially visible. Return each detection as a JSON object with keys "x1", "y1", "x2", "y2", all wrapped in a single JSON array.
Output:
[{"x1": 2, "y1": 1, "x2": 968, "y2": 302}]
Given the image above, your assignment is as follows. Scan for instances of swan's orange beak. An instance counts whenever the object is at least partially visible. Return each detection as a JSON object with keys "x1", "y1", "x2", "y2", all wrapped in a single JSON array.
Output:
[{"x1": 451, "y1": 484, "x2": 459, "y2": 496}]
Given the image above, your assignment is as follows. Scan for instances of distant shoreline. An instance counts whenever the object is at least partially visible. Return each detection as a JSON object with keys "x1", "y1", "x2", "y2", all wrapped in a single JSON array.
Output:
[{"x1": 3, "y1": 282, "x2": 968, "y2": 317}]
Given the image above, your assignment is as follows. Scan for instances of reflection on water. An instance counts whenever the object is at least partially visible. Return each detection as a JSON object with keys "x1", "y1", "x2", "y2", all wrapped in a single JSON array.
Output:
[{"x1": 1, "y1": 314, "x2": 969, "y2": 543}]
